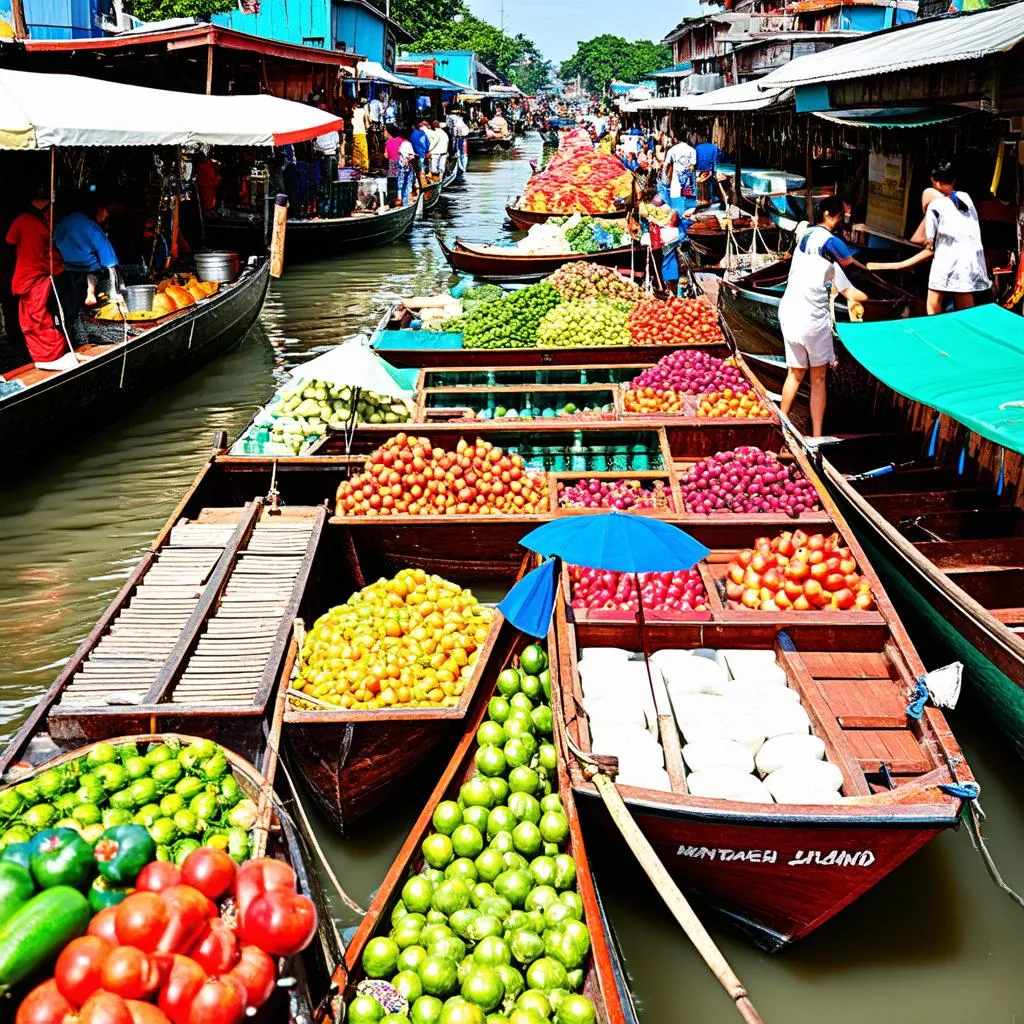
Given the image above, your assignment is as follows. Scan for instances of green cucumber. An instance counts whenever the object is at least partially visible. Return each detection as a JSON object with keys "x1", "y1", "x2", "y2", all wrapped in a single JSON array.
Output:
[
  {"x1": 0, "y1": 886, "x2": 90, "y2": 994},
  {"x1": 0, "y1": 863, "x2": 34, "y2": 929}
]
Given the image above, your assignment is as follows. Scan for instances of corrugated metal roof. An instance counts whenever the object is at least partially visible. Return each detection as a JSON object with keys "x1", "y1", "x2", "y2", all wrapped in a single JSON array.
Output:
[
  {"x1": 624, "y1": 80, "x2": 792, "y2": 112},
  {"x1": 760, "y1": 3, "x2": 1024, "y2": 89},
  {"x1": 649, "y1": 62, "x2": 694, "y2": 77}
]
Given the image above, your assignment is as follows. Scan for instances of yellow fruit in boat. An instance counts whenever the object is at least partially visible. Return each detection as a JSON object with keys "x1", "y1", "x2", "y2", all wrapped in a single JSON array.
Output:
[
  {"x1": 165, "y1": 285, "x2": 194, "y2": 307},
  {"x1": 152, "y1": 293, "x2": 176, "y2": 315},
  {"x1": 187, "y1": 283, "x2": 206, "y2": 302}
]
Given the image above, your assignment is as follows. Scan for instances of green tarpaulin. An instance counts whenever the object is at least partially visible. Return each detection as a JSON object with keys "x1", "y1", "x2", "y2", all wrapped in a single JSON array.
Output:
[
  {"x1": 373, "y1": 330, "x2": 464, "y2": 351},
  {"x1": 836, "y1": 305, "x2": 1024, "y2": 455}
]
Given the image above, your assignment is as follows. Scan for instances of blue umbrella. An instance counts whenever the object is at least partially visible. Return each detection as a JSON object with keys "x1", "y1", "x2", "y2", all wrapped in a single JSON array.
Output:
[
  {"x1": 497, "y1": 558, "x2": 559, "y2": 639},
  {"x1": 519, "y1": 510, "x2": 710, "y2": 573}
]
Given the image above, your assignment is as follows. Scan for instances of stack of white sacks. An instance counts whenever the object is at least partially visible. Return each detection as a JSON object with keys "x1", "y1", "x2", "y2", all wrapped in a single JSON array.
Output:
[
  {"x1": 577, "y1": 648, "x2": 672, "y2": 792},
  {"x1": 656, "y1": 648, "x2": 843, "y2": 804}
]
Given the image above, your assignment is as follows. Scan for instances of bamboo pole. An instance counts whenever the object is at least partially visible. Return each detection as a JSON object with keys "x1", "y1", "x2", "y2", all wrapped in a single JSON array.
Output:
[
  {"x1": 270, "y1": 195, "x2": 288, "y2": 278},
  {"x1": 587, "y1": 770, "x2": 766, "y2": 1024}
]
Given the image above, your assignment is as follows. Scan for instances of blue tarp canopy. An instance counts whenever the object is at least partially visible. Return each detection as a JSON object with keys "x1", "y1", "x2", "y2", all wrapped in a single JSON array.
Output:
[
  {"x1": 836, "y1": 305, "x2": 1024, "y2": 455},
  {"x1": 395, "y1": 73, "x2": 461, "y2": 93}
]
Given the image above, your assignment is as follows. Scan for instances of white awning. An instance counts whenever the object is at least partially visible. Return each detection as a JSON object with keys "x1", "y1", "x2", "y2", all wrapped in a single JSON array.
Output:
[
  {"x1": 760, "y1": 4, "x2": 1024, "y2": 89},
  {"x1": 357, "y1": 60, "x2": 408, "y2": 86},
  {"x1": 625, "y1": 81, "x2": 791, "y2": 113},
  {"x1": 0, "y1": 69, "x2": 344, "y2": 150}
]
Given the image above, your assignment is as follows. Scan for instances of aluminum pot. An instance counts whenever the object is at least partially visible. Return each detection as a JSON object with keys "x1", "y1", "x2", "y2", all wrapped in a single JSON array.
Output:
[
  {"x1": 124, "y1": 284, "x2": 156, "y2": 313},
  {"x1": 195, "y1": 251, "x2": 240, "y2": 283}
]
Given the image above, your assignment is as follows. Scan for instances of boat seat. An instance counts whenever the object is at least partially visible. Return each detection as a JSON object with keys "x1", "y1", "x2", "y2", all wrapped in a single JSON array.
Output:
[
  {"x1": 844, "y1": 729, "x2": 931, "y2": 775},
  {"x1": 942, "y1": 567, "x2": 1024, "y2": 611},
  {"x1": 911, "y1": 537, "x2": 1024, "y2": 570},
  {"x1": 988, "y1": 607, "x2": 1024, "y2": 627},
  {"x1": 871, "y1": 489, "x2": 1001, "y2": 519},
  {"x1": 896, "y1": 508, "x2": 1024, "y2": 543},
  {"x1": 817, "y1": 680, "x2": 907, "y2": 729},
  {"x1": 854, "y1": 466, "x2": 960, "y2": 496}
]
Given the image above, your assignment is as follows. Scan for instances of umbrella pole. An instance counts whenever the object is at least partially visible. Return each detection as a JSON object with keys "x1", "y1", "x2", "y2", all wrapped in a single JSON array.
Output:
[
  {"x1": 344, "y1": 385, "x2": 361, "y2": 457},
  {"x1": 633, "y1": 572, "x2": 658, "y2": 716}
]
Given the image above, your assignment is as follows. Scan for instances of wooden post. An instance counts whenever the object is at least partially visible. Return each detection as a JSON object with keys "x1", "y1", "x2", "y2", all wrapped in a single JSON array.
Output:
[
  {"x1": 805, "y1": 123, "x2": 814, "y2": 221},
  {"x1": 205, "y1": 44, "x2": 214, "y2": 95},
  {"x1": 270, "y1": 194, "x2": 288, "y2": 278},
  {"x1": 733, "y1": 114, "x2": 742, "y2": 210},
  {"x1": 11, "y1": 0, "x2": 26, "y2": 38}
]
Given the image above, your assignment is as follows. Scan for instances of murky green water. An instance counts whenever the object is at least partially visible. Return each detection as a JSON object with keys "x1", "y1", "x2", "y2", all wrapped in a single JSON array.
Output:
[{"x1": 1, "y1": 138, "x2": 1022, "y2": 1022}]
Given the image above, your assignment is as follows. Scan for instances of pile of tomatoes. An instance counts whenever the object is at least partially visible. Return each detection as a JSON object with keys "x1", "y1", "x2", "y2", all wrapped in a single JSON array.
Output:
[
  {"x1": 522, "y1": 148, "x2": 632, "y2": 215},
  {"x1": 725, "y1": 531, "x2": 875, "y2": 612},
  {"x1": 627, "y1": 297, "x2": 725, "y2": 346},
  {"x1": 335, "y1": 434, "x2": 549, "y2": 517},
  {"x1": 17, "y1": 849, "x2": 317, "y2": 1024}
]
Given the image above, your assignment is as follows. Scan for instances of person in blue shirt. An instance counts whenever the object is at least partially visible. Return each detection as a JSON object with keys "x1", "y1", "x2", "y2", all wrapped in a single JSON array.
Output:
[
  {"x1": 694, "y1": 138, "x2": 720, "y2": 207},
  {"x1": 410, "y1": 120, "x2": 432, "y2": 189},
  {"x1": 54, "y1": 198, "x2": 122, "y2": 319}
]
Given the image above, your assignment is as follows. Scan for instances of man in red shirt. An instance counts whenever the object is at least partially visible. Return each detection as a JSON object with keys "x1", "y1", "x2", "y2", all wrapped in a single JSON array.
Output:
[{"x1": 5, "y1": 189, "x2": 71, "y2": 368}]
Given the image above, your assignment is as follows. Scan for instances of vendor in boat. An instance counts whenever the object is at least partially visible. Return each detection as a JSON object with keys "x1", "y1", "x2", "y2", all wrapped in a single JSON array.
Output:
[
  {"x1": 662, "y1": 135, "x2": 696, "y2": 215},
  {"x1": 192, "y1": 152, "x2": 221, "y2": 214},
  {"x1": 638, "y1": 191, "x2": 685, "y2": 297},
  {"x1": 410, "y1": 120, "x2": 432, "y2": 182},
  {"x1": 384, "y1": 125, "x2": 416, "y2": 207},
  {"x1": 866, "y1": 160, "x2": 991, "y2": 315},
  {"x1": 779, "y1": 195, "x2": 869, "y2": 438},
  {"x1": 350, "y1": 97, "x2": 371, "y2": 173},
  {"x1": 313, "y1": 108, "x2": 341, "y2": 191},
  {"x1": 694, "y1": 136, "x2": 721, "y2": 208},
  {"x1": 488, "y1": 109, "x2": 510, "y2": 139},
  {"x1": 446, "y1": 108, "x2": 470, "y2": 173},
  {"x1": 4, "y1": 186, "x2": 75, "y2": 371},
  {"x1": 53, "y1": 196, "x2": 123, "y2": 322},
  {"x1": 428, "y1": 120, "x2": 449, "y2": 176}
]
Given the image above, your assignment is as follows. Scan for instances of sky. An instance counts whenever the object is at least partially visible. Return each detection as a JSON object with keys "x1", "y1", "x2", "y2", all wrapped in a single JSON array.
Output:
[{"x1": 466, "y1": 0, "x2": 700, "y2": 64}]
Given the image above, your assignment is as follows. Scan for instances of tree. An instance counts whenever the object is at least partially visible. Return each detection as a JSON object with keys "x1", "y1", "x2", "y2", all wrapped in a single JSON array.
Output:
[
  {"x1": 560, "y1": 35, "x2": 671, "y2": 92},
  {"x1": 386, "y1": 0, "x2": 465, "y2": 41},
  {"x1": 408, "y1": 12, "x2": 543, "y2": 83},
  {"x1": 126, "y1": 0, "x2": 232, "y2": 21}
]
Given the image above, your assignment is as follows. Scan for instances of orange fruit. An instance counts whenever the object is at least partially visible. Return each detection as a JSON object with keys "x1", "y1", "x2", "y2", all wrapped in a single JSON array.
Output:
[
  {"x1": 152, "y1": 293, "x2": 176, "y2": 315},
  {"x1": 165, "y1": 285, "x2": 194, "y2": 307}
]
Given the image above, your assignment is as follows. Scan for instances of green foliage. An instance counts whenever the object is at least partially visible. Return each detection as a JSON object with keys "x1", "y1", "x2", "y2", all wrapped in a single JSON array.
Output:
[
  {"x1": 126, "y1": 0, "x2": 233, "y2": 21},
  {"x1": 559, "y1": 35, "x2": 671, "y2": 93},
  {"x1": 388, "y1": 0, "x2": 465, "y2": 40}
]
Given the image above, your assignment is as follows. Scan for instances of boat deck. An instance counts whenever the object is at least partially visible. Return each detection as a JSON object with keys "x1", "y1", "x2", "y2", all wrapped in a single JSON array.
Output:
[{"x1": 2, "y1": 342, "x2": 119, "y2": 391}]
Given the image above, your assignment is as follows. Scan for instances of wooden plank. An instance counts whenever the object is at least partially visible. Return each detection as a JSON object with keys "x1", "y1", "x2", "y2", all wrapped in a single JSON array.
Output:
[
  {"x1": 818, "y1": 679, "x2": 908, "y2": 728},
  {"x1": 799, "y1": 651, "x2": 891, "y2": 679},
  {"x1": 844, "y1": 729, "x2": 931, "y2": 774}
]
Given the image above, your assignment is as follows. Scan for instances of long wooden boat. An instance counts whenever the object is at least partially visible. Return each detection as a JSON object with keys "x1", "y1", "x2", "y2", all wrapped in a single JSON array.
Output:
[
  {"x1": 437, "y1": 235, "x2": 643, "y2": 283},
  {"x1": 687, "y1": 214, "x2": 784, "y2": 268},
  {"x1": 441, "y1": 158, "x2": 461, "y2": 191},
  {"x1": 0, "y1": 256, "x2": 269, "y2": 474},
  {"x1": 337, "y1": 627, "x2": 632, "y2": 1023},
  {"x1": 551, "y1": 456, "x2": 974, "y2": 950},
  {"x1": 505, "y1": 198, "x2": 626, "y2": 231},
  {"x1": 420, "y1": 176, "x2": 443, "y2": 214},
  {"x1": 467, "y1": 132, "x2": 515, "y2": 154},
  {"x1": 718, "y1": 260, "x2": 916, "y2": 357},
  {"x1": 204, "y1": 197, "x2": 421, "y2": 262}
]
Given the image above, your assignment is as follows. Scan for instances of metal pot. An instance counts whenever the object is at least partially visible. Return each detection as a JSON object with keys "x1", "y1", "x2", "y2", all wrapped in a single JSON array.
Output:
[
  {"x1": 124, "y1": 284, "x2": 156, "y2": 313},
  {"x1": 195, "y1": 251, "x2": 240, "y2": 284}
]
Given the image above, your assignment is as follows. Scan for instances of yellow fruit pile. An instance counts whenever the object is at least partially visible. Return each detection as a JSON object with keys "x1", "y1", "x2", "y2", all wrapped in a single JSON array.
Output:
[{"x1": 294, "y1": 569, "x2": 495, "y2": 710}]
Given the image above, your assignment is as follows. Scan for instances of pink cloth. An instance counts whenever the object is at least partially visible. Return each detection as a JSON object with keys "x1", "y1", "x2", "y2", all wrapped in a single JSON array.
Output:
[{"x1": 384, "y1": 136, "x2": 404, "y2": 163}]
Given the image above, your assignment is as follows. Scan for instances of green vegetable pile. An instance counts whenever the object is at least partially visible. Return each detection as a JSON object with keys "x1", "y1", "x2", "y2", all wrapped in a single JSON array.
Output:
[
  {"x1": 0, "y1": 739, "x2": 256, "y2": 868},
  {"x1": 347, "y1": 644, "x2": 600, "y2": 1024},
  {"x1": 461, "y1": 284, "x2": 505, "y2": 310},
  {"x1": 536, "y1": 298, "x2": 633, "y2": 348},
  {"x1": 459, "y1": 284, "x2": 563, "y2": 350},
  {"x1": 564, "y1": 220, "x2": 624, "y2": 255}
]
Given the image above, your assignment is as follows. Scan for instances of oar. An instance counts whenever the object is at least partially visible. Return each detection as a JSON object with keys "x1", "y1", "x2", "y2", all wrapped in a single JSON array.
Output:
[{"x1": 583, "y1": 761, "x2": 765, "y2": 1024}]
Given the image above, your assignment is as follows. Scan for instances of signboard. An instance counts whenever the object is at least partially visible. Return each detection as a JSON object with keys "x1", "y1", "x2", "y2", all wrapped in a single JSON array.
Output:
[{"x1": 866, "y1": 150, "x2": 912, "y2": 237}]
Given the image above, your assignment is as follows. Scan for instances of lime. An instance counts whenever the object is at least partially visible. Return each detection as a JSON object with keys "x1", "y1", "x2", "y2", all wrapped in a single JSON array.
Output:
[
  {"x1": 538, "y1": 745, "x2": 557, "y2": 772},
  {"x1": 420, "y1": 924, "x2": 453, "y2": 948},
  {"x1": 362, "y1": 936, "x2": 400, "y2": 979},
  {"x1": 486, "y1": 778, "x2": 510, "y2": 805},
  {"x1": 449, "y1": 907, "x2": 481, "y2": 939},
  {"x1": 543, "y1": 843, "x2": 559, "y2": 858},
  {"x1": 502, "y1": 851, "x2": 529, "y2": 873},
  {"x1": 496, "y1": 963, "x2": 525, "y2": 1003},
  {"x1": 517, "y1": 991, "x2": 552, "y2": 1019},
  {"x1": 433, "y1": 878, "x2": 471, "y2": 916},
  {"x1": 477, "y1": 721, "x2": 506, "y2": 747},
  {"x1": 429, "y1": 934, "x2": 467, "y2": 963},
  {"x1": 494, "y1": 869, "x2": 533, "y2": 909},
  {"x1": 419, "y1": 955, "x2": 459, "y2": 998},
  {"x1": 555, "y1": 994, "x2": 596, "y2": 1024},
  {"x1": 445, "y1": 858, "x2": 479, "y2": 885},
  {"x1": 511, "y1": 822, "x2": 542, "y2": 858},
  {"x1": 544, "y1": 928, "x2": 586, "y2": 970},
  {"x1": 463, "y1": 805, "x2": 490, "y2": 833},
  {"x1": 524, "y1": 885, "x2": 557, "y2": 914},
  {"x1": 539, "y1": 812, "x2": 569, "y2": 847},
  {"x1": 475, "y1": 745, "x2": 507, "y2": 778},
  {"x1": 403, "y1": 876, "x2": 435, "y2": 915},
  {"x1": 508, "y1": 767, "x2": 540, "y2": 795},
  {"x1": 488, "y1": 831, "x2": 513, "y2": 855},
  {"x1": 451, "y1": 824, "x2": 485, "y2": 859},
  {"x1": 423, "y1": 869, "x2": 445, "y2": 885},
  {"x1": 502, "y1": 738, "x2": 531, "y2": 770},
  {"x1": 562, "y1": 920, "x2": 590, "y2": 957},
  {"x1": 539, "y1": 670, "x2": 551, "y2": 700},
  {"x1": 496, "y1": 669, "x2": 521, "y2": 697},
  {"x1": 468, "y1": 914, "x2": 504, "y2": 942},
  {"x1": 349, "y1": 994, "x2": 385, "y2": 1023},
  {"x1": 530, "y1": 706, "x2": 553, "y2": 737},
  {"x1": 394, "y1": 970, "x2": 424, "y2": 1003},
  {"x1": 427, "y1": 909, "x2": 448, "y2": 924},
  {"x1": 393, "y1": 916, "x2": 426, "y2": 950},
  {"x1": 488, "y1": 697, "x2": 511, "y2": 724},
  {"x1": 477, "y1": 895, "x2": 512, "y2": 921},
  {"x1": 460, "y1": 778, "x2": 495, "y2": 809},
  {"x1": 411, "y1": 995, "x2": 444, "y2": 1024},
  {"x1": 508, "y1": 792, "x2": 541, "y2": 825},
  {"x1": 503, "y1": 712, "x2": 534, "y2": 739},
  {"x1": 433, "y1": 801, "x2": 464, "y2": 836},
  {"x1": 475, "y1": 849, "x2": 505, "y2": 883},
  {"x1": 423, "y1": 834, "x2": 455, "y2": 870},
  {"x1": 553, "y1": 855, "x2": 576, "y2": 891},
  {"x1": 382, "y1": 1015, "x2": 411, "y2": 1024},
  {"x1": 509, "y1": 693, "x2": 534, "y2": 713},
  {"x1": 508, "y1": 1010, "x2": 545, "y2": 1024},
  {"x1": 529, "y1": 856, "x2": 556, "y2": 888},
  {"x1": 399, "y1": 945, "x2": 429, "y2": 973},
  {"x1": 509, "y1": 928, "x2": 545, "y2": 965},
  {"x1": 486, "y1": 806, "x2": 515, "y2": 840},
  {"x1": 472, "y1": 935, "x2": 511, "y2": 968},
  {"x1": 559, "y1": 892, "x2": 583, "y2": 918},
  {"x1": 543, "y1": 902, "x2": 576, "y2": 930},
  {"x1": 462, "y1": 966, "x2": 505, "y2": 1013},
  {"x1": 471, "y1": 881, "x2": 496, "y2": 907},
  {"x1": 526, "y1": 957, "x2": 568, "y2": 992},
  {"x1": 520, "y1": 675, "x2": 542, "y2": 700},
  {"x1": 439, "y1": 1001, "x2": 485, "y2": 1024},
  {"x1": 540, "y1": 794, "x2": 563, "y2": 814},
  {"x1": 524, "y1": 911, "x2": 546, "y2": 934},
  {"x1": 520, "y1": 645, "x2": 548, "y2": 676}
]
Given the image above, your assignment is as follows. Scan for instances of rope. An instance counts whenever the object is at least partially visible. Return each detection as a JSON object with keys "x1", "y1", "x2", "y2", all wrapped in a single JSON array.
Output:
[
  {"x1": 905, "y1": 678, "x2": 929, "y2": 720},
  {"x1": 959, "y1": 793, "x2": 1024, "y2": 911}
]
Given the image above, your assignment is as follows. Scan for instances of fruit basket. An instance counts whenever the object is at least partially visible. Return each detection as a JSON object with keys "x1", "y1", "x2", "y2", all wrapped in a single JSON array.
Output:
[
  {"x1": 419, "y1": 385, "x2": 619, "y2": 424},
  {"x1": 418, "y1": 365, "x2": 646, "y2": 390}
]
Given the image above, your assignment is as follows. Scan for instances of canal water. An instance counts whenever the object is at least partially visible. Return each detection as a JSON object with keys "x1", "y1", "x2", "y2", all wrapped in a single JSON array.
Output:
[{"x1": 1, "y1": 138, "x2": 1022, "y2": 1022}]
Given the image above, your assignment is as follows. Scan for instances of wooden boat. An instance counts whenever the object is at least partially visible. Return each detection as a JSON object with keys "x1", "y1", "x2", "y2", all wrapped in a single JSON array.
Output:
[
  {"x1": 551, "y1": 452, "x2": 975, "y2": 949},
  {"x1": 441, "y1": 158, "x2": 461, "y2": 191},
  {"x1": 420, "y1": 176, "x2": 443, "y2": 214},
  {"x1": 718, "y1": 260, "x2": 916, "y2": 357},
  {"x1": 336, "y1": 627, "x2": 633, "y2": 1023},
  {"x1": 505, "y1": 198, "x2": 626, "y2": 231},
  {"x1": 467, "y1": 131, "x2": 515, "y2": 154},
  {"x1": 204, "y1": 197, "x2": 421, "y2": 262},
  {"x1": 0, "y1": 257, "x2": 269, "y2": 474},
  {"x1": 437, "y1": 235, "x2": 642, "y2": 283},
  {"x1": 687, "y1": 214, "x2": 784, "y2": 268}
]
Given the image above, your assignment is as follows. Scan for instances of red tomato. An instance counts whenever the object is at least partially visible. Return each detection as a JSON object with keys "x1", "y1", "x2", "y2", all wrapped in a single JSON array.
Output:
[
  {"x1": 15, "y1": 980, "x2": 75, "y2": 1024},
  {"x1": 77, "y1": 991, "x2": 134, "y2": 1024},
  {"x1": 88, "y1": 907, "x2": 120, "y2": 946},
  {"x1": 186, "y1": 976, "x2": 247, "y2": 1024},
  {"x1": 227, "y1": 945, "x2": 276, "y2": 1010},
  {"x1": 135, "y1": 862, "x2": 182, "y2": 894},
  {"x1": 54, "y1": 935, "x2": 113, "y2": 1007},
  {"x1": 115, "y1": 893, "x2": 169, "y2": 953},
  {"x1": 180, "y1": 848, "x2": 236, "y2": 901},
  {"x1": 234, "y1": 858, "x2": 296, "y2": 920},
  {"x1": 239, "y1": 889, "x2": 317, "y2": 957},
  {"x1": 156, "y1": 955, "x2": 207, "y2": 1024},
  {"x1": 156, "y1": 886, "x2": 217, "y2": 954},
  {"x1": 100, "y1": 947, "x2": 161, "y2": 1001},
  {"x1": 189, "y1": 918, "x2": 239, "y2": 975},
  {"x1": 124, "y1": 1002, "x2": 172, "y2": 1024}
]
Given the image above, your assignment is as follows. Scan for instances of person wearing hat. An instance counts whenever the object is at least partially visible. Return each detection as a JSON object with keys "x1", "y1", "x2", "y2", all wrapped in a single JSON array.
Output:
[{"x1": 5, "y1": 186, "x2": 75, "y2": 370}]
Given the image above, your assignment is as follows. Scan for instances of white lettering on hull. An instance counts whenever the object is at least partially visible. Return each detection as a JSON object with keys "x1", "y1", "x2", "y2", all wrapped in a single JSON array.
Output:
[{"x1": 675, "y1": 846, "x2": 875, "y2": 868}]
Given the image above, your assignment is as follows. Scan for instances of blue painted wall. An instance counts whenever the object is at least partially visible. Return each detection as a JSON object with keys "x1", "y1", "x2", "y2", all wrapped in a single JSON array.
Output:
[
  {"x1": 401, "y1": 50, "x2": 476, "y2": 88},
  {"x1": 836, "y1": 5, "x2": 915, "y2": 30},
  {"x1": 23, "y1": 0, "x2": 111, "y2": 39},
  {"x1": 332, "y1": 4, "x2": 384, "y2": 59}
]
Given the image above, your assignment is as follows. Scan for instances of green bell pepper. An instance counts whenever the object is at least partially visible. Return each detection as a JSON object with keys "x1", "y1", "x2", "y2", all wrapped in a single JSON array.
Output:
[
  {"x1": 0, "y1": 844, "x2": 32, "y2": 872},
  {"x1": 93, "y1": 825, "x2": 156, "y2": 886},
  {"x1": 88, "y1": 875, "x2": 130, "y2": 913},
  {"x1": 29, "y1": 831, "x2": 95, "y2": 890}
]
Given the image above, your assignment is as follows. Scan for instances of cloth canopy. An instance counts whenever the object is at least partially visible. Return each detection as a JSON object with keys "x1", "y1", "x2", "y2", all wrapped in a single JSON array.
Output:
[
  {"x1": 290, "y1": 338, "x2": 414, "y2": 399},
  {"x1": 836, "y1": 305, "x2": 1024, "y2": 456},
  {"x1": 812, "y1": 106, "x2": 970, "y2": 129},
  {"x1": 0, "y1": 68, "x2": 344, "y2": 151}
]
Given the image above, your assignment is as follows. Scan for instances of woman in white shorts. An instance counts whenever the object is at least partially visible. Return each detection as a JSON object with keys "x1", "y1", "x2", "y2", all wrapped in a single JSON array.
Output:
[{"x1": 779, "y1": 196, "x2": 868, "y2": 437}]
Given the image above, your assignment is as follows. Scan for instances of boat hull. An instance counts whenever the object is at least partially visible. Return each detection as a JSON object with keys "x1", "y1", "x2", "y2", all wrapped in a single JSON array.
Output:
[
  {"x1": 0, "y1": 258, "x2": 269, "y2": 473},
  {"x1": 438, "y1": 236, "x2": 641, "y2": 282},
  {"x1": 505, "y1": 201, "x2": 625, "y2": 231},
  {"x1": 467, "y1": 135, "x2": 515, "y2": 154}
]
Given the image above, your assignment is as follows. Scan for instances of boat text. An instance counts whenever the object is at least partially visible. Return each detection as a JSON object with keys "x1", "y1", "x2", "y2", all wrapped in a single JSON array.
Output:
[{"x1": 676, "y1": 846, "x2": 877, "y2": 868}]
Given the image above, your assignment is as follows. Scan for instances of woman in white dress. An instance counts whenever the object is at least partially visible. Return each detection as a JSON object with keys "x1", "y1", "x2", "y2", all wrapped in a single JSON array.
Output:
[{"x1": 868, "y1": 159, "x2": 991, "y2": 314}]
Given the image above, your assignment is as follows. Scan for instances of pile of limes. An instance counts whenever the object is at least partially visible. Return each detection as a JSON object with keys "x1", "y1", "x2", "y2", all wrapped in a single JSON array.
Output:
[{"x1": 348, "y1": 643, "x2": 598, "y2": 1024}]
